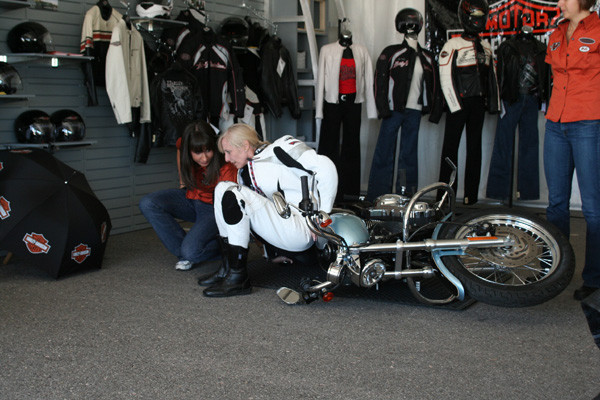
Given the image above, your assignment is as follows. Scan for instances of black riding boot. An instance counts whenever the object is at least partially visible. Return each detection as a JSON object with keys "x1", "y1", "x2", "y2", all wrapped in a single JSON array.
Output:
[
  {"x1": 197, "y1": 236, "x2": 229, "y2": 286},
  {"x1": 203, "y1": 244, "x2": 252, "y2": 297}
]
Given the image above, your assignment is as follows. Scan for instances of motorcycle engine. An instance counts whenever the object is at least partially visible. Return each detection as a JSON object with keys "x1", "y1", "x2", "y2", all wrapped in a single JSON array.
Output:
[{"x1": 364, "y1": 194, "x2": 436, "y2": 237}]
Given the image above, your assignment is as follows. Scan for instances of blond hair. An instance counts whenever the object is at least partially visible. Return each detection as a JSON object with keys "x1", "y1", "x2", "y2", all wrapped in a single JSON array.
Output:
[{"x1": 218, "y1": 123, "x2": 269, "y2": 153}]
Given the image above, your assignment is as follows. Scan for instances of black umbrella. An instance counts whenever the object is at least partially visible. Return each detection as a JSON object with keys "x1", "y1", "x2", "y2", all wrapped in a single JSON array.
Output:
[{"x1": 0, "y1": 148, "x2": 111, "y2": 278}]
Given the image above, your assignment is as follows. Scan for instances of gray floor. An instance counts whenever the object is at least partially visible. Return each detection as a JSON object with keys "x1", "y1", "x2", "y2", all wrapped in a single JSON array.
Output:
[{"x1": 1, "y1": 209, "x2": 599, "y2": 400}]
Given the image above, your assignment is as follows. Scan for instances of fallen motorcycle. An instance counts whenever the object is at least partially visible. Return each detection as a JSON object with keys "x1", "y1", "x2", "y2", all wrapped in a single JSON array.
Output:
[{"x1": 274, "y1": 161, "x2": 575, "y2": 307}]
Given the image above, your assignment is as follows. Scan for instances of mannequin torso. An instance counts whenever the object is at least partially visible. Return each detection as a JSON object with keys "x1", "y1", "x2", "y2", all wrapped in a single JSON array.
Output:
[{"x1": 405, "y1": 37, "x2": 423, "y2": 111}]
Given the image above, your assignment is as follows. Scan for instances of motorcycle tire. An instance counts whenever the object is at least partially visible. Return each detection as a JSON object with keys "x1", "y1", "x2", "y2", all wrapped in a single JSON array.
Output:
[{"x1": 438, "y1": 208, "x2": 575, "y2": 307}]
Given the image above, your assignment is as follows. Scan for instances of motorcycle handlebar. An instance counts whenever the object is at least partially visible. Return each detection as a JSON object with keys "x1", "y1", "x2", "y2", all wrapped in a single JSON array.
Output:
[{"x1": 299, "y1": 175, "x2": 313, "y2": 213}]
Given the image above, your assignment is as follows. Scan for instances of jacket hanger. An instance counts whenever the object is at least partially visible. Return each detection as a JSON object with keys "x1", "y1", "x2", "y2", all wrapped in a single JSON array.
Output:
[{"x1": 120, "y1": 1, "x2": 132, "y2": 29}]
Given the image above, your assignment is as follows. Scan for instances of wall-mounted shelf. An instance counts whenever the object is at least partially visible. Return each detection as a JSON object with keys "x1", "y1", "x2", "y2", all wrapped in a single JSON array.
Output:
[
  {"x1": 0, "y1": 94, "x2": 35, "y2": 101},
  {"x1": 1, "y1": 140, "x2": 97, "y2": 151},
  {"x1": 0, "y1": 53, "x2": 94, "y2": 67},
  {"x1": 131, "y1": 17, "x2": 188, "y2": 32},
  {"x1": 0, "y1": 0, "x2": 31, "y2": 10}
]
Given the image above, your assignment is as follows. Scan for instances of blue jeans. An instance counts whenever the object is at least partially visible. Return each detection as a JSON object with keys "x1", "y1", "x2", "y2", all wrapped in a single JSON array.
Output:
[
  {"x1": 367, "y1": 109, "x2": 422, "y2": 201},
  {"x1": 139, "y1": 188, "x2": 219, "y2": 263},
  {"x1": 544, "y1": 119, "x2": 600, "y2": 288},
  {"x1": 487, "y1": 95, "x2": 540, "y2": 201}
]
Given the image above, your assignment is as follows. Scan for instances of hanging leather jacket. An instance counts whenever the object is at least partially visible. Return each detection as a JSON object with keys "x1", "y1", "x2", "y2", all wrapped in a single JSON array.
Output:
[
  {"x1": 259, "y1": 36, "x2": 301, "y2": 119},
  {"x1": 177, "y1": 28, "x2": 245, "y2": 122},
  {"x1": 496, "y1": 33, "x2": 549, "y2": 106},
  {"x1": 150, "y1": 62, "x2": 203, "y2": 147}
]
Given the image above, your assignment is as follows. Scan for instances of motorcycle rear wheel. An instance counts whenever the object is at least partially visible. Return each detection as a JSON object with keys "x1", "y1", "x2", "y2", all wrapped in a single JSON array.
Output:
[{"x1": 438, "y1": 208, "x2": 575, "y2": 307}]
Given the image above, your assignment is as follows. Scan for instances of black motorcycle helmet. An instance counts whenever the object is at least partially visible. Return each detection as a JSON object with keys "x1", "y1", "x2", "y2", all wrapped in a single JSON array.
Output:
[
  {"x1": 15, "y1": 110, "x2": 56, "y2": 144},
  {"x1": 0, "y1": 62, "x2": 22, "y2": 95},
  {"x1": 219, "y1": 17, "x2": 249, "y2": 46},
  {"x1": 50, "y1": 109, "x2": 86, "y2": 142},
  {"x1": 7, "y1": 21, "x2": 54, "y2": 53},
  {"x1": 458, "y1": 0, "x2": 490, "y2": 33},
  {"x1": 395, "y1": 8, "x2": 424, "y2": 35}
]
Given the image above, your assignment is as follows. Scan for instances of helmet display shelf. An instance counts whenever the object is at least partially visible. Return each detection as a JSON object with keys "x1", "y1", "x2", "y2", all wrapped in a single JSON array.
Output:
[
  {"x1": 0, "y1": 53, "x2": 93, "y2": 68},
  {"x1": 0, "y1": 53, "x2": 96, "y2": 151},
  {"x1": 129, "y1": 16, "x2": 187, "y2": 32},
  {"x1": 0, "y1": 53, "x2": 93, "y2": 102},
  {"x1": 0, "y1": 0, "x2": 32, "y2": 11}
]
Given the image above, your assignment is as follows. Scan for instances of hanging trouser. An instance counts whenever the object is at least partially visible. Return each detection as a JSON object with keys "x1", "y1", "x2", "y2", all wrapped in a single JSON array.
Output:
[
  {"x1": 486, "y1": 94, "x2": 540, "y2": 201},
  {"x1": 367, "y1": 108, "x2": 422, "y2": 201},
  {"x1": 318, "y1": 93, "x2": 361, "y2": 200},
  {"x1": 438, "y1": 96, "x2": 486, "y2": 205}
]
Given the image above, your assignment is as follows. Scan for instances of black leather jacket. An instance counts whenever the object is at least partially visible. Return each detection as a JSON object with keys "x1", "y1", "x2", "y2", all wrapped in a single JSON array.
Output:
[
  {"x1": 177, "y1": 28, "x2": 246, "y2": 121},
  {"x1": 259, "y1": 36, "x2": 301, "y2": 119},
  {"x1": 374, "y1": 40, "x2": 444, "y2": 123},
  {"x1": 496, "y1": 33, "x2": 549, "y2": 106},
  {"x1": 150, "y1": 62, "x2": 203, "y2": 147}
]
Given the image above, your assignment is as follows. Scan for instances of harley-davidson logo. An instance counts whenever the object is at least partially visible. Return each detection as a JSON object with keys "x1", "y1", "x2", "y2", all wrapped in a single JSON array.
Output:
[
  {"x1": 23, "y1": 232, "x2": 51, "y2": 254},
  {"x1": 484, "y1": 0, "x2": 561, "y2": 37},
  {"x1": 71, "y1": 243, "x2": 91, "y2": 264},
  {"x1": 0, "y1": 196, "x2": 10, "y2": 220}
]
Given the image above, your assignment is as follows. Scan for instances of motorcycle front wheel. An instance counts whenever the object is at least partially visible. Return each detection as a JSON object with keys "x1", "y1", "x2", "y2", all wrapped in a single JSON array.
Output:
[{"x1": 438, "y1": 208, "x2": 575, "y2": 307}]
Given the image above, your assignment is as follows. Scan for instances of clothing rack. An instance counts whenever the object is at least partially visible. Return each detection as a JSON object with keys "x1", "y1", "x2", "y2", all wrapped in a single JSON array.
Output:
[
  {"x1": 119, "y1": 1, "x2": 132, "y2": 28},
  {"x1": 119, "y1": 0, "x2": 130, "y2": 16},
  {"x1": 136, "y1": 23, "x2": 176, "y2": 58},
  {"x1": 241, "y1": 1, "x2": 277, "y2": 35}
]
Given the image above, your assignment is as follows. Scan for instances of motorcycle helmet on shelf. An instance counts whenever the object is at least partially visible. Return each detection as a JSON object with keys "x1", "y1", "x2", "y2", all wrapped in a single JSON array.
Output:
[
  {"x1": 50, "y1": 109, "x2": 86, "y2": 142},
  {"x1": 395, "y1": 8, "x2": 423, "y2": 36},
  {"x1": 14, "y1": 110, "x2": 56, "y2": 144},
  {"x1": 0, "y1": 62, "x2": 22, "y2": 95},
  {"x1": 458, "y1": 0, "x2": 490, "y2": 33},
  {"x1": 136, "y1": 0, "x2": 173, "y2": 19},
  {"x1": 7, "y1": 21, "x2": 54, "y2": 53},
  {"x1": 219, "y1": 17, "x2": 249, "y2": 47}
]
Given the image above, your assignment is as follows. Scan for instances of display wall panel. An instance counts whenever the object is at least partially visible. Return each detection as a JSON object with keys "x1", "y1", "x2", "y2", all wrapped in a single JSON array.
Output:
[{"x1": 0, "y1": 0, "x2": 265, "y2": 235}]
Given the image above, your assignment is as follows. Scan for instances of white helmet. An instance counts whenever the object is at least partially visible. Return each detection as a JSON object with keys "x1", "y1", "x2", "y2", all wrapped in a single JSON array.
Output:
[{"x1": 136, "y1": 1, "x2": 172, "y2": 18}]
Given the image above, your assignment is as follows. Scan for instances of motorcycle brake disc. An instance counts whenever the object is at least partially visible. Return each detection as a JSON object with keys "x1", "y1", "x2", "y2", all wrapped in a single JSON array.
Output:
[{"x1": 473, "y1": 225, "x2": 540, "y2": 267}]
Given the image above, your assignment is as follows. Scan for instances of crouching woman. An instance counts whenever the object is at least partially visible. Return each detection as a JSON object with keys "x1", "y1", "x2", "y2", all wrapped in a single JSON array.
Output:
[
  {"x1": 199, "y1": 123, "x2": 338, "y2": 297},
  {"x1": 139, "y1": 120, "x2": 237, "y2": 270}
]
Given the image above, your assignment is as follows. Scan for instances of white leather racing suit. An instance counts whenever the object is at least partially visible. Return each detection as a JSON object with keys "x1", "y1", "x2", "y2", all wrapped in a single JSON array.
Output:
[{"x1": 214, "y1": 135, "x2": 338, "y2": 250}]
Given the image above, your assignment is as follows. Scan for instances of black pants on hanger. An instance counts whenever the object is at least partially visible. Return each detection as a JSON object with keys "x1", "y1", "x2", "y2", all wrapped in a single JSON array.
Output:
[
  {"x1": 438, "y1": 96, "x2": 486, "y2": 205},
  {"x1": 318, "y1": 93, "x2": 361, "y2": 200}
]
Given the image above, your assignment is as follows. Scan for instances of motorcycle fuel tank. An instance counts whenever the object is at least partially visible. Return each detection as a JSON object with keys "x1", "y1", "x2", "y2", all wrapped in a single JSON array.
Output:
[{"x1": 329, "y1": 213, "x2": 370, "y2": 245}]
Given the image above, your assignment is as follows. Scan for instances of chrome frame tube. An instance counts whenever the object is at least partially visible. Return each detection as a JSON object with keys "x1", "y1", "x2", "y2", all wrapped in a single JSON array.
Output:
[{"x1": 354, "y1": 236, "x2": 512, "y2": 254}]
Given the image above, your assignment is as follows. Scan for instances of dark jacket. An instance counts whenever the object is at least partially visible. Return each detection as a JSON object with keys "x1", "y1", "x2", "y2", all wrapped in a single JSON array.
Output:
[
  {"x1": 374, "y1": 40, "x2": 444, "y2": 123},
  {"x1": 150, "y1": 62, "x2": 203, "y2": 147},
  {"x1": 177, "y1": 28, "x2": 246, "y2": 121},
  {"x1": 496, "y1": 33, "x2": 549, "y2": 106},
  {"x1": 259, "y1": 36, "x2": 301, "y2": 119}
]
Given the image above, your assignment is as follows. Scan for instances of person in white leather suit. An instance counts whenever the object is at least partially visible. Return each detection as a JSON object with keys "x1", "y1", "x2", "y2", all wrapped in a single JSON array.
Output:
[{"x1": 199, "y1": 123, "x2": 338, "y2": 297}]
